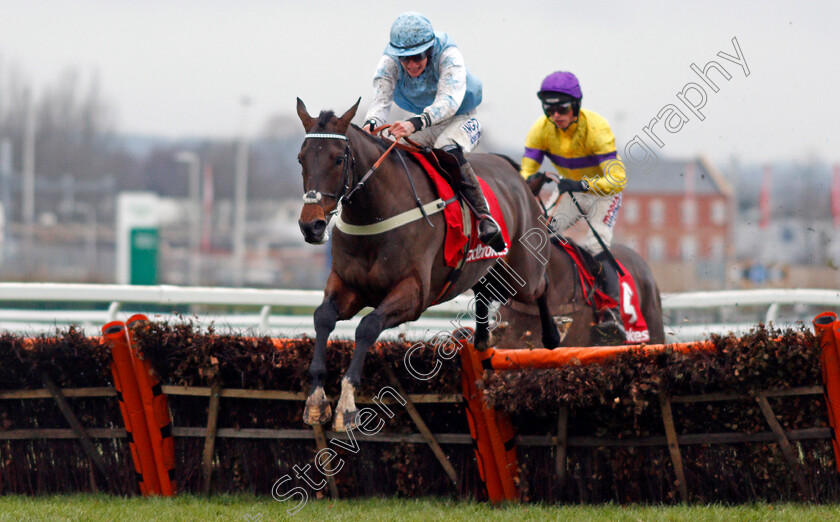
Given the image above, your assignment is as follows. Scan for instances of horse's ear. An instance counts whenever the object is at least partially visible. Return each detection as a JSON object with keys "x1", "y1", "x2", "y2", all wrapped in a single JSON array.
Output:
[
  {"x1": 336, "y1": 97, "x2": 361, "y2": 133},
  {"x1": 296, "y1": 98, "x2": 315, "y2": 131}
]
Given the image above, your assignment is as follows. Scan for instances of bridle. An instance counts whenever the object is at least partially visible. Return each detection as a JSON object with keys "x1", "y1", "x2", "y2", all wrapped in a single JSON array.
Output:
[
  {"x1": 301, "y1": 126, "x2": 417, "y2": 214},
  {"x1": 301, "y1": 133, "x2": 354, "y2": 217},
  {"x1": 301, "y1": 126, "x2": 437, "y2": 233}
]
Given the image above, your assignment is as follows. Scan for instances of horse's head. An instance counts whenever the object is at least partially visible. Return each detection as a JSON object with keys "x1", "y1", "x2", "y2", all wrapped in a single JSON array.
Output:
[{"x1": 295, "y1": 98, "x2": 360, "y2": 244}]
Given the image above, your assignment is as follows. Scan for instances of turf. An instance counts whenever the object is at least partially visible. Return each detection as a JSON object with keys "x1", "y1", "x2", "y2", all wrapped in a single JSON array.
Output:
[{"x1": 2, "y1": 495, "x2": 840, "y2": 522}]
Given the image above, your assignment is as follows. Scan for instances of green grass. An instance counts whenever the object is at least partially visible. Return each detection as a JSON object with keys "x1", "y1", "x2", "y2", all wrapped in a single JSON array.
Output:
[{"x1": 1, "y1": 495, "x2": 839, "y2": 521}]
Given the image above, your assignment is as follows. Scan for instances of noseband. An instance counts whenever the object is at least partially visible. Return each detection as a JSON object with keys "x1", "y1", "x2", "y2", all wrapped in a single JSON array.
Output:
[{"x1": 302, "y1": 133, "x2": 354, "y2": 212}]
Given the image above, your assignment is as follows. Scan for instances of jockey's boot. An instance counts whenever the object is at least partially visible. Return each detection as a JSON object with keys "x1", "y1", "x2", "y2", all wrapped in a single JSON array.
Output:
[
  {"x1": 443, "y1": 145, "x2": 505, "y2": 253},
  {"x1": 594, "y1": 251, "x2": 627, "y2": 343}
]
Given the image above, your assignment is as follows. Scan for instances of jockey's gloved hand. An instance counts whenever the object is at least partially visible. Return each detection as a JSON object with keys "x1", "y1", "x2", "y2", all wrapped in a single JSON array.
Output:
[{"x1": 555, "y1": 177, "x2": 590, "y2": 194}]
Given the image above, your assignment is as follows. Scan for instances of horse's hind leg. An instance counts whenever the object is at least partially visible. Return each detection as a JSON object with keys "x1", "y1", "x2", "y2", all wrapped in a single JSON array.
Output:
[
  {"x1": 537, "y1": 291, "x2": 561, "y2": 348},
  {"x1": 472, "y1": 291, "x2": 497, "y2": 351},
  {"x1": 471, "y1": 272, "x2": 511, "y2": 351},
  {"x1": 334, "y1": 277, "x2": 422, "y2": 431},
  {"x1": 304, "y1": 276, "x2": 363, "y2": 426}
]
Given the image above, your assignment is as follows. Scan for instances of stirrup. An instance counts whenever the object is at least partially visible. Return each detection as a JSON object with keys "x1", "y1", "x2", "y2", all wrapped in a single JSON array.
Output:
[{"x1": 478, "y1": 216, "x2": 505, "y2": 253}]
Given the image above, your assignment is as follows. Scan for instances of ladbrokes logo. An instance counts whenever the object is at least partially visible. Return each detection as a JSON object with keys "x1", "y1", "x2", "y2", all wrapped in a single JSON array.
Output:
[
  {"x1": 626, "y1": 329, "x2": 650, "y2": 343},
  {"x1": 465, "y1": 243, "x2": 508, "y2": 263}
]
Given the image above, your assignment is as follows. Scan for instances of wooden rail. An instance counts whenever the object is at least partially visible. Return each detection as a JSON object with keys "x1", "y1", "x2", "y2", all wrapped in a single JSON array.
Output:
[{"x1": 0, "y1": 382, "x2": 829, "y2": 501}]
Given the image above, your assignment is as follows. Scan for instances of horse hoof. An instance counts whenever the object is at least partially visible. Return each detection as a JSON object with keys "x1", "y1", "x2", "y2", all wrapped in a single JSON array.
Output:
[
  {"x1": 303, "y1": 402, "x2": 332, "y2": 426},
  {"x1": 303, "y1": 392, "x2": 332, "y2": 426},
  {"x1": 333, "y1": 409, "x2": 359, "y2": 432}
]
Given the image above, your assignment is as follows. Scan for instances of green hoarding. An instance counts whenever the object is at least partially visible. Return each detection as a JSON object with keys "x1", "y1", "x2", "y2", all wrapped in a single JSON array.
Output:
[{"x1": 129, "y1": 227, "x2": 159, "y2": 285}]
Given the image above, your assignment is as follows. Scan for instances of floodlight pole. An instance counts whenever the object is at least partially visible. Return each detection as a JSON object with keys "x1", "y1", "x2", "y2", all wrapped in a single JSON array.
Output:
[
  {"x1": 175, "y1": 151, "x2": 201, "y2": 286},
  {"x1": 233, "y1": 96, "x2": 251, "y2": 287}
]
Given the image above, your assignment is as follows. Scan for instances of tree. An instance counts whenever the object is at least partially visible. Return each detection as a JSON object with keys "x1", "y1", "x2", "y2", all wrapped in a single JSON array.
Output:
[{"x1": 0, "y1": 63, "x2": 129, "y2": 220}]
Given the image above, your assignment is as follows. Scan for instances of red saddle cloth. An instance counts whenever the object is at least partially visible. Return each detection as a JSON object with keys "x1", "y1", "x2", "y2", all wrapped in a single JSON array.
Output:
[
  {"x1": 555, "y1": 240, "x2": 650, "y2": 344},
  {"x1": 411, "y1": 152, "x2": 510, "y2": 268}
]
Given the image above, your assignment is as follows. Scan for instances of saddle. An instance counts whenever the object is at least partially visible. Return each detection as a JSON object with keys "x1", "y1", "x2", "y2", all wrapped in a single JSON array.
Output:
[
  {"x1": 407, "y1": 149, "x2": 509, "y2": 268},
  {"x1": 550, "y1": 235, "x2": 616, "y2": 311},
  {"x1": 417, "y1": 147, "x2": 463, "y2": 192},
  {"x1": 549, "y1": 235, "x2": 651, "y2": 344}
]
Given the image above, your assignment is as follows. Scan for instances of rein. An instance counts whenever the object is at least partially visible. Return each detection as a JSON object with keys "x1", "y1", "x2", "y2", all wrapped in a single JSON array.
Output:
[
  {"x1": 343, "y1": 124, "x2": 425, "y2": 202},
  {"x1": 303, "y1": 126, "x2": 442, "y2": 235}
]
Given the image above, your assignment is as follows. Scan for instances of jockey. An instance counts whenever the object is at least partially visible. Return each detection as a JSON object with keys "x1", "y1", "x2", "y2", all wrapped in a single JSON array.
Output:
[
  {"x1": 520, "y1": 71, "x2": 628, "y2": 341},
  {"x1": 362, "y1": 11, "x2": 504, "y2": 253}
]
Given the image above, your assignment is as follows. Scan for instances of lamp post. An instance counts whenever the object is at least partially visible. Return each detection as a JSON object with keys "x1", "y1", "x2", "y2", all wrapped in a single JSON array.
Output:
[
  {"x1": 175, "y1": 151, "x2": 201, "y2": 286},
  {"x1": 22, "y1": 88, "x2": 36, "y2": 270},
  {"x1": 233, "y1": 96, "x2": 251, "y2": 287}
]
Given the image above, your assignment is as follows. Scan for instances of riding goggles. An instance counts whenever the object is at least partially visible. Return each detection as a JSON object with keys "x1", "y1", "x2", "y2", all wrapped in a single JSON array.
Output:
[
  {"x1": 399, "y1": 52, "x2": 427, "y2": 64},
  {"x1": 543, "y1": 101, "x2": 574, "y2": 116}
]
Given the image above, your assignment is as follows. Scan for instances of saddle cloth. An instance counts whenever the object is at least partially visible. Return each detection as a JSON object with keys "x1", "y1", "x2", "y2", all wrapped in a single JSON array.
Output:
[
  {"x1": 553, "y1": 239, "x2": 651, "y2": 344},
  {"x1": 411, "y1": 152, "x2": 510, "y2": 268}
]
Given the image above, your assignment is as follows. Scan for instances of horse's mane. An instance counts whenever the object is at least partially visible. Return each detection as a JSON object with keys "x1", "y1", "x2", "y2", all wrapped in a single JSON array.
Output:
[
  {"x1": 348, "y1": 123, "x2": 393, "y2": 149},
  {"x1": 492, "y1": 153, "x2": 521, "y2": 172}
]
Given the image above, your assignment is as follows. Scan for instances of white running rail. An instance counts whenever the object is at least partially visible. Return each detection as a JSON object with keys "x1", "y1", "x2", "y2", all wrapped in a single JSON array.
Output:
[{"x1": 0, "y1": 283, "x2": 837, "y2": 342}]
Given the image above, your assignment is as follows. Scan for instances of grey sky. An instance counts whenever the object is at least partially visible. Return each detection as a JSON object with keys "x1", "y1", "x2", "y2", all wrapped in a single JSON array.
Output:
[{"x1": 1, "y1": 0, "x2": 837, "y2": 164}]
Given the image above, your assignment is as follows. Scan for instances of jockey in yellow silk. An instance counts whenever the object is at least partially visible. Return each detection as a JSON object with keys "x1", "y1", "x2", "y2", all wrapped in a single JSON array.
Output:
[{"x1": 521, "y1": 71, "x2": 627, "y2": 341}]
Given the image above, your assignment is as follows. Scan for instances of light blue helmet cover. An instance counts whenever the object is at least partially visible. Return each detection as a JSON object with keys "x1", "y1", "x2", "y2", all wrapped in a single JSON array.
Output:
[{"x1": 386, "y1": 12, "x2": 435, "y2": 56}]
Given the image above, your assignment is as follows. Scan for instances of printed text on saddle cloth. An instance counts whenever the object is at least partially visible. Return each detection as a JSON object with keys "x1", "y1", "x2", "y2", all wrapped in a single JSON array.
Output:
[
  {"x1": 557, "y1": 241, "x2": 649, "y2": 344},
  {"x1": 618, "y1": 269, "x2": 649, "y2": 343}
]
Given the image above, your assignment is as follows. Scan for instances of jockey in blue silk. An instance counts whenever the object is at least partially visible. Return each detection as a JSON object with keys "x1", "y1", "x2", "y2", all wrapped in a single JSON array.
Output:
[
  {"x1": 363, "y1": 11, "x2": 504, "y2": 253},
  {"x1": 521, "y1": 71, "x2": 628, "y2": 341}
]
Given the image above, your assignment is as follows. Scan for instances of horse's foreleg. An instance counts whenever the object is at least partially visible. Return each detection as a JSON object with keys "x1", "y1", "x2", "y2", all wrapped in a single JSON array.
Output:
[
  {"x1": 304, "y1": 300, "x2": 338, "y2": 426},
  {"x1": 304, "y1": 277, "x2": 363, "y2": 426},
  {"x1": 333, "y1": 277, "x2": 422, "y2": 432}
]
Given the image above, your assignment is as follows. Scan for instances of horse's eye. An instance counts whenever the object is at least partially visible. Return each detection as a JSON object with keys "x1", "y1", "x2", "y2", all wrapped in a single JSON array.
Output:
[{"x1": 335, "y1": 156, "x2": 344, "y2": 166}]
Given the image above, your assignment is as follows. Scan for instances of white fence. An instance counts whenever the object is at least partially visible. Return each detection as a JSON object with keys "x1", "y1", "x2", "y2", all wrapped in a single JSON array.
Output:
[{"x1": 0, "y1": 283, "x2": 838, "y2": 342}]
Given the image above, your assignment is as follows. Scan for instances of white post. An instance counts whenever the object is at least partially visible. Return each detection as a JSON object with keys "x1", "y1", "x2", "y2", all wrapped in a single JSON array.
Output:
[
  {"x1": 22, "y1": 88, "x2": 36, "y2": 268},
  {"x1": 233, "y1": 96, "x2": 251, "y2": 287},
  {"x1": 175, "y1": 151, "x2": 201, "y2": 286},
  {"x1": 0, "y1": 139, "x2": 11, "y2": 263}
]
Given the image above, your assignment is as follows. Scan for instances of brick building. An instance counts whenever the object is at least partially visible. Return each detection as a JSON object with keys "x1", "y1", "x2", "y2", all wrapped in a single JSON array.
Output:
[
  {"x1": 544, "y1": 155, "x2": 736, "y2": 291},
  {"x1": 613, "y1": 156, "x2": 735, "y2": 264}
]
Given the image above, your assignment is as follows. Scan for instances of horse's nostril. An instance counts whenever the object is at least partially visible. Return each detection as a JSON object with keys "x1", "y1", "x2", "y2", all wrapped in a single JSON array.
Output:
[{"x1": 300, "y1": 219, "x2": 328, "y2": 240}]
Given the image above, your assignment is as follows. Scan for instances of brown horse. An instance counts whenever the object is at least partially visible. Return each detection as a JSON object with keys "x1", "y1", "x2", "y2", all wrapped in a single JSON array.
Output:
[
  {"x1": 496, "y1": 239, "x2": 666, "y2": 348},
  {"x1": 295, "y1": 98, "x2": 561, "y2": 430}
]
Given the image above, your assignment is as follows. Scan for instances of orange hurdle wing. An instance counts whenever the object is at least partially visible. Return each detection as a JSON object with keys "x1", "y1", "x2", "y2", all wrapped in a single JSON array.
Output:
[
  {"x1": 103, "y1": 321, "x2": 162, "y2": 495},
  {"x1": 815, "y1": 312, "x2": 840, "y2": 471},
  {"x1": 126, "y1": 314, "x2": 176, "y2": 496}
]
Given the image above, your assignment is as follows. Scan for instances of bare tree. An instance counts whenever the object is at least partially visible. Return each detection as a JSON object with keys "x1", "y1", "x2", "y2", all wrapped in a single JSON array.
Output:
[{"x1": 0, "y1": 63, "x2": 128, "y2": 219}]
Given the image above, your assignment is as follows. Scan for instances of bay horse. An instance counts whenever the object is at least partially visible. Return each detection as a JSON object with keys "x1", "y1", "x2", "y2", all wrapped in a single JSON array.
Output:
[
  {"x1": 496, "y1": 237, "x2": 666, "y2": 347},
  {"x1": 295, "y1": 98, "x2": 560, "y2": 430}
]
